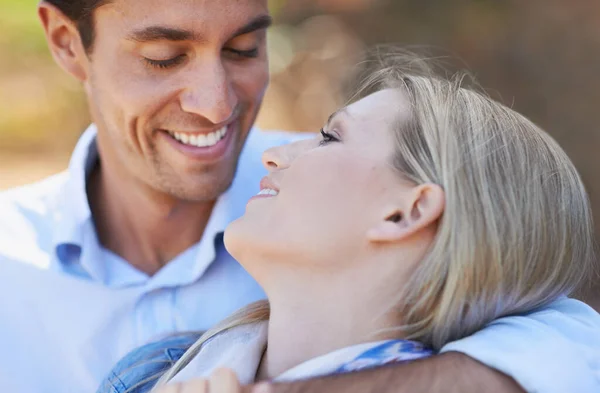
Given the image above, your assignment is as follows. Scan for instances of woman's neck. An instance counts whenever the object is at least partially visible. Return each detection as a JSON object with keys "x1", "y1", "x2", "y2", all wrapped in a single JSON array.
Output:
[{"x1": 255, "y1": 270, "x2": 404, "y2": 380}]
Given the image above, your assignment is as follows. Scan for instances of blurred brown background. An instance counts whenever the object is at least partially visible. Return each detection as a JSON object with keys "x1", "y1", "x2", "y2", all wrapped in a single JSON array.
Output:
[{"x1": 1, "y1": 0, "x2": 600, "y2": 244}]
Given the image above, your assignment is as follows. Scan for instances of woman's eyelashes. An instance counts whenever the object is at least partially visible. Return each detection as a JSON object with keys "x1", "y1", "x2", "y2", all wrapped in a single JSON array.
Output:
[{"x1": 319, "y1": 129, "x2": 340, "y2": 146}]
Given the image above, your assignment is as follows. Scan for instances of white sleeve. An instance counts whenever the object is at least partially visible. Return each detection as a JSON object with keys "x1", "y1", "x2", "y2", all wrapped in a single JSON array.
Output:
[{"x1": 440, "y1": 298, "x2": 600, "y2": 393}]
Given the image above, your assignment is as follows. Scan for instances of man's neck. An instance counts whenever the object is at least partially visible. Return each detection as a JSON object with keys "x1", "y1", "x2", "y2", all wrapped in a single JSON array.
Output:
[{"x1": 87, "y1": 163, "x2": 216, "y2": 276}]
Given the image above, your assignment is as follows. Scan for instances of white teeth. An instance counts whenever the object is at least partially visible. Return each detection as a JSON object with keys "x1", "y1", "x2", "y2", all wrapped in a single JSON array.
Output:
[
  {"x1": 169, "y1": 126, "x2": 228, "y2": 147},
  {"x1": 207, "y1": 132, "x2": 216, "y2": 145},
  {"x1": 257, "y1": 188, "x2": 278, "y2": 196}
]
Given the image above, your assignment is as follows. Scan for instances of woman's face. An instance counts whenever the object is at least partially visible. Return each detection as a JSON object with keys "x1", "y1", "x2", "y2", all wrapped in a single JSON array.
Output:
[{"x1": 225, "y1": 88, "x2": 416, "y2": 270}]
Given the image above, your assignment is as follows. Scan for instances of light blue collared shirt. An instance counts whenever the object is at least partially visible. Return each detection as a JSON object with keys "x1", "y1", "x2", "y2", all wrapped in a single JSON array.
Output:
[
  {"x1": 0, "y1": 126, "x2": 599, "y2": 393},
  {"x1": 0, "y1": 125, "x2": 301, "y2": 392}
]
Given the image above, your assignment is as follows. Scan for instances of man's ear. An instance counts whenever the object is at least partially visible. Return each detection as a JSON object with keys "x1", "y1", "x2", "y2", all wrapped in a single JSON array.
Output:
[
  {"x1": 38, "y1": 2, "x2": 88, "y2": 82},
  {"x1": 367, "y1": 183, "x2": 445, "y2": 243}
]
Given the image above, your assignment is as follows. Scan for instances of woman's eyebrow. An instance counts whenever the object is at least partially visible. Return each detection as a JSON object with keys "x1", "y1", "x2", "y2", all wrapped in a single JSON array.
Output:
[{"x1": 326, "y1": 107, "x2": 350, "y2": 128}]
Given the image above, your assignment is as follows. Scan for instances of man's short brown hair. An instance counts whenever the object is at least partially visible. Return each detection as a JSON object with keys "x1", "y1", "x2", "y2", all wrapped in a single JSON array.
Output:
[{"x1": 45, "y1": 0, "x2": 112, "y2": 52}]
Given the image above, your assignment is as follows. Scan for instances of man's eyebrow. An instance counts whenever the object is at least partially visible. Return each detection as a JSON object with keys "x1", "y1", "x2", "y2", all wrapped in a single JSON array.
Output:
[
  {"x1": 231, "y1": 14, "x2": 273, "y2": 38},
  {"x1": 128, "y1": 26, "x2": 194, "y2": 42},
  {"x1": 127, "y1": 15, "x2": 272, "y2": 43}
]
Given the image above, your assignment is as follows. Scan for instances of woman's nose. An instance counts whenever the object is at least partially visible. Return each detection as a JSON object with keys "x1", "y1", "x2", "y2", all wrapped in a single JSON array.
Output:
[
  {"x1": 261, "y1": 145, "x2": 287, "y2": 171},
  {"x1": 261, "y1": 139, "x2": 309, "y2": 171}
]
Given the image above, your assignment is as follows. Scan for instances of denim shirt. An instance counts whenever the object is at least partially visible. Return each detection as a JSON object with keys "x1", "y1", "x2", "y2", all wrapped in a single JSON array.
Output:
[
  {"x1": 97, "y1": 333, "x2": 202, "y2": 393},
  {"x1": 97, "y1": 298, "x2": 600, "y2": 393},
  {"x1": 0, "y1": 125, "x2": 313, "y2": 392},
  {"x1": 96, "y1": 328, "x2": 435, "y2": 393}
]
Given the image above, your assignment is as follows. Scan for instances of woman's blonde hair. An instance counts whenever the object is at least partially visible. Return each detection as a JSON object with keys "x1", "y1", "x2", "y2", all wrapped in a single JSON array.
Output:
[
  {"x1": 150, "y1": 49, "x2": 596, "y2": 389},
  {"x1": 360, "y1": 49, "x2": 596, "y2": 349}
]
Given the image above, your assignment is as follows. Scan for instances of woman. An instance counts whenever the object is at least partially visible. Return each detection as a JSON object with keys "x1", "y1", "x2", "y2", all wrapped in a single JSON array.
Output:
[{"x1": 98, "y1": 51, "x2": 596, "y2": 393}]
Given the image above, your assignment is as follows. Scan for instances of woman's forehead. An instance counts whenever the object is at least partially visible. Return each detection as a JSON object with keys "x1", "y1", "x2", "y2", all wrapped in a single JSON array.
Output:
[{"x1": 345, "y1": 88, "x2": 411, "y2": 127}]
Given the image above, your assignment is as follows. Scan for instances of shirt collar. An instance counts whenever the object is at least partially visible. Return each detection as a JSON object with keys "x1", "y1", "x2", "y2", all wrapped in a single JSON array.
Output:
[
  {"x1": 145, "y1": 127, "x2": 268, "y2": 289},
  {"x1": 52, "y1": 124, "x2": 98, "y2": 255},
  {"x1": 52, "y1": 124, "x2": 267, "y2": 286}
]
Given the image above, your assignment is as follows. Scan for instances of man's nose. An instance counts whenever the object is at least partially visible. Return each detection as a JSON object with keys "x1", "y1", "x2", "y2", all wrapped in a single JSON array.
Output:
[
  {"x1": 180, "y1": 57, "x2": 238, "y2": 124},
  {"x1": 262, "y1": 139, "x2": 314, "y2": 171}
]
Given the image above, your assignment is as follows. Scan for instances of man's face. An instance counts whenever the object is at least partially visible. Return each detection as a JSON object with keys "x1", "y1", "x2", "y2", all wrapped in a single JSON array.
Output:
[{"x1": 85, "y1": 0, "x2": 270, "y2": 201}]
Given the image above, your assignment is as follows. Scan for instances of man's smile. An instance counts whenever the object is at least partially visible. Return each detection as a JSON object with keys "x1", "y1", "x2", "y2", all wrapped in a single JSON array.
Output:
[
  {"x1": 165, "y1": 126, "x2": 228, "y2": 148},
  {"x1": 159, "y1": 122, "x2": 237, "y2": 162}
]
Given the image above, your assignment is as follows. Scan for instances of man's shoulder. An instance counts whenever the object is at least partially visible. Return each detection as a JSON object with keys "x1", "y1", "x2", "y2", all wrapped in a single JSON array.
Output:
[
  {"x1": 441, "y1": 297, "x2": 600, "y2": 393},
  {"x1": 0, "y1": 172, "x2": 69, "y2": 263},
  {"x1": 0, "y1": 171, "x2": 68, "y2": 218}
]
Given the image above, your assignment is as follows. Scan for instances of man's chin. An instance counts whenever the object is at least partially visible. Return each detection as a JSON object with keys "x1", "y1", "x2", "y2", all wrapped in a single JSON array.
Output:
[{"x1": 154, "y1": 175, "x2": 231, "y2": 203}]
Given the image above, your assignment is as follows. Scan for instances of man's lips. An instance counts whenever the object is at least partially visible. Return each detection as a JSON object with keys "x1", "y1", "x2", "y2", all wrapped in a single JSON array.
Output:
[
  {"x1": 160, "y1": 121, "x2": 237, "y2": 162},
  {"x1": 162, "y1": 124, "x2": 228, "y2": 148}
]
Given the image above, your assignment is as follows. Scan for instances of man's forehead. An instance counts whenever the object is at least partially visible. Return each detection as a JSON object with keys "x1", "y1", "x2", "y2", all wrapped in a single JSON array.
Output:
[
  {"x1": 100, "y1": 0, "x2": 270, "y2": 38},
  {"x1": 106, "y1": 0, "x2": 269, "y2": 13}
]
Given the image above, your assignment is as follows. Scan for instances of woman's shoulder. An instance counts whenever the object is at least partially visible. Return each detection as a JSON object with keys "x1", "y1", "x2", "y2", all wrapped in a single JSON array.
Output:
[
  {"x1": 96, "y1": 322, "x2": 269, "y2": 393},
  {"x1": 170, "y1": 321, "x2": 269, "y2": 385},
  {"x1": 275, "y1": 339, "x2": 434, "y2": 382}
]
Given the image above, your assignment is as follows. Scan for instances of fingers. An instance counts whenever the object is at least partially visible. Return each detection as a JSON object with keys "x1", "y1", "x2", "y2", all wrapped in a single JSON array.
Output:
[
  {"x1": 181, "y1": 379, "x2": 209, "y2": 393},
  {"x1": 209, "y1": 368, "x2": 241, "y2": 393},
  {"x1": 249, "y1": 382, "x2": 272, "y2": 393},
  {"x1": 156, "y1": 368, "x2": 241, "y2": 393}
]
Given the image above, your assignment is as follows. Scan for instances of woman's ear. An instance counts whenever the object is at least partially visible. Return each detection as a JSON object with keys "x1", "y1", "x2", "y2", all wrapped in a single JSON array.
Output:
[
  {"x1": 367, "y1": 183, "x2": 445, "y2": 243},
  {"x1": 38, "y1": 2, "x2": 88, "y2": 82}
]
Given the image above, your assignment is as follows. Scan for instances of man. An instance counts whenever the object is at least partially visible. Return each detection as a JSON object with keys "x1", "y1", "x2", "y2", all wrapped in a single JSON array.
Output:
[{"x1": 0, "y1": 0, "x2": 597, "y2": 392}]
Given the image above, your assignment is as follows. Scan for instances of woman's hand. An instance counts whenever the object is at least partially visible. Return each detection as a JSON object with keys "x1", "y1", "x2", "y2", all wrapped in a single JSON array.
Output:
[{"x1": 154, "y1": 368, "x2": 271, "y2": 393}]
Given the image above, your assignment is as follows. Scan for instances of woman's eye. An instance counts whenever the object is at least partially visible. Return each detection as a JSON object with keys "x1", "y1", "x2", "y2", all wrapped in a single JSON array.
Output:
[
  {"x1": 144, "y1": 55, "x2": 186, "y2": 70},
  {"x1": 319, "y1": 129, "x2": 339, "y2": 146}
]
